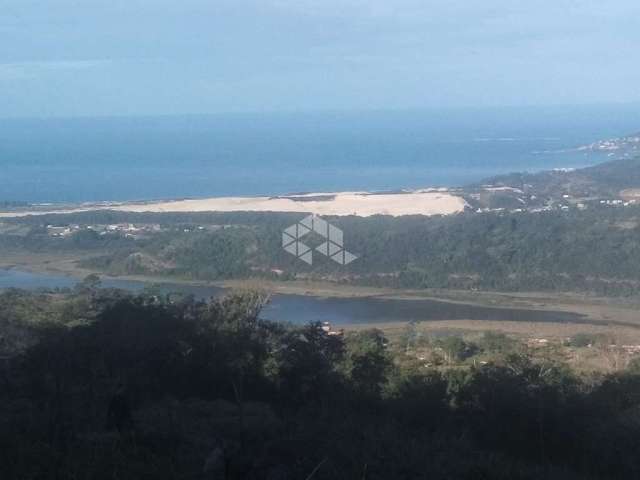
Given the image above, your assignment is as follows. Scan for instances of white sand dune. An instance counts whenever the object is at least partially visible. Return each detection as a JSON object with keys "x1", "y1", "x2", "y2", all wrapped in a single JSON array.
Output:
[{"x1": 0, "y1": 191, "x2": 468, "y2": 218}]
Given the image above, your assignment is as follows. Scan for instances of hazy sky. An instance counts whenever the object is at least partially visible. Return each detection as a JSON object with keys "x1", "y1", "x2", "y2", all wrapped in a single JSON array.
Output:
[{"x1": 2, "y1": 0, "x2": 639, "y2": 117}]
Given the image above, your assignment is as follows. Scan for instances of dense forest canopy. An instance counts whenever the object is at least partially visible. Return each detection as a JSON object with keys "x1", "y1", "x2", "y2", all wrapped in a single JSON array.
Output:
[
  {"x1": 2, "y1": 287, "x2": 640, "y2": 478},
  {"x1": 4, "y1": 202, "x2": 640, "y2": 295}
]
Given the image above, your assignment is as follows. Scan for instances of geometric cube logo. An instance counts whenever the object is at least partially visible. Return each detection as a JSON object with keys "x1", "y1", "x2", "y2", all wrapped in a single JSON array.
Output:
[{"x1": 282, "y1": 214, "x2": 358, "y2": 266}]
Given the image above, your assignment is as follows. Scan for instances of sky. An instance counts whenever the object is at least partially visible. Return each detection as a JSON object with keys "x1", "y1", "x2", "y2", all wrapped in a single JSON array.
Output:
[{"x1": 2, "y1": 0, "x2": 640, "y2": 118}]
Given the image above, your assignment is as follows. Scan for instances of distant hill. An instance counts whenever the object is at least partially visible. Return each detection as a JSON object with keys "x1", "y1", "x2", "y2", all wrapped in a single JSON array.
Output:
[
  {"x1": 484, "y1": 156, "x2": 640, "y2": 196},
  {"x1": 466, "y1": 155, "x2": 640, "y2": 210},
  {"x1": 577, "y1": 132, "x2": 640, "y2": 155}
]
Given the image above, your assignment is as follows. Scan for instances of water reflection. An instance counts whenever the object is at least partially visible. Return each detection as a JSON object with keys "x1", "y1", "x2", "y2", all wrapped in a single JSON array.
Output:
[{"x1": 0, "y1": 268, "x2": 599, "y2": 327}]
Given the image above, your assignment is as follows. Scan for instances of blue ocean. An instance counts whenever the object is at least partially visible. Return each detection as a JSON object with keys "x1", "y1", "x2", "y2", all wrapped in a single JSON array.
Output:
[{"x1": 1, "y1": 105, "x2": 638, "y2": 203}]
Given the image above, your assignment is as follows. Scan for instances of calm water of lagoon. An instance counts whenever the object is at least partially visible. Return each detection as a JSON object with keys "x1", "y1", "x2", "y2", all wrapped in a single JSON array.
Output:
[{"x1": 0, "y1": 268, "x2": 598, "y2": 327}]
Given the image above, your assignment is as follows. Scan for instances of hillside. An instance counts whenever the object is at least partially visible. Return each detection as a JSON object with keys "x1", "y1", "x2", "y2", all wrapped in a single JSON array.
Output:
[
  {"x1": 4, "y1": 288, "x2": 640, "y2": 479},
  {"x1": 466, "y1": 156, "x2": 640, "y2": 211},
  {"x1": 577, "y1": 132, "x2": 640, "y2": 156}
]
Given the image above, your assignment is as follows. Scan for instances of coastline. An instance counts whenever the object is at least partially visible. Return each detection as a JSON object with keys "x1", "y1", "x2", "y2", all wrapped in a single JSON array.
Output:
[{"x1": 0, "y1": 189, "x2": 468, "y2": 218}]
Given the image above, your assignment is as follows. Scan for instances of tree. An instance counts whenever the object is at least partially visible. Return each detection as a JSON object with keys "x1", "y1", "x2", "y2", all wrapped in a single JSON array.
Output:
[
  {"x1": 438, "y1": 336, "x2": 468, "y2": 364},
  {"x1": 272, "y1": 322, "x2": 344, "y2": 407},
  {"x1": 480, "y1": 331, "x2": 515, "y2": 354},
  {"x1": 343, "y1": 329, "x2": 391, "y2": 398}
]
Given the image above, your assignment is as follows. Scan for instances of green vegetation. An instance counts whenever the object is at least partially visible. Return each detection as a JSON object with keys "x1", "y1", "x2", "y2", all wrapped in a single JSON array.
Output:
[
  {"x1": 5, "y1": 202, "x2": 640, "y2": 295},
  {"x1": 479, "y1": 331, "x2": 516, "y2": 353},
  {"x1": 568, "y1": 332, "x2": 606, "y2": 348},
  {"x1": 3, "y1": 157, "x2": 640, "y2": 297},
  {"x1": 473, "y1": 156, "x2": 640, "y2": 204},
  {"x1": 2, "y1": 287, "x2": 640, "y2": 478}
]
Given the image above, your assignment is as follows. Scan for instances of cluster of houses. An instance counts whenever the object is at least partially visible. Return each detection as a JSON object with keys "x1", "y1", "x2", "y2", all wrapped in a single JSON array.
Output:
[
  {"x1": 46, "y1": 223, "x2": 216, "y2": 238},
  {"x1": 46, "y1": 224, "x2": 82, "y2": 237},
  {"x1": 599, "y1": 199, "x2": 637, "y2": 207},
  {"x1": 582, "y1": 135, "x2": 640, "y2": 152},
  {"x1": 474, "y1": 196, "x2": 638, "y2": 215},
  {"x1": 46, "y1": 223, "x2": 163, "y2": 238}
]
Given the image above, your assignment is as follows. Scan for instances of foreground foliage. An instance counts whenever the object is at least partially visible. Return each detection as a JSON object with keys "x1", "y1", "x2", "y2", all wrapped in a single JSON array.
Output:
[{"x1": 2, "y1": 288, "x2": 640, "y2": 479}]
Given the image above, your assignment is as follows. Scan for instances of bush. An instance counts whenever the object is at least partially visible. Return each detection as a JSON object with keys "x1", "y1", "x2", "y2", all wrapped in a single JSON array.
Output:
[
  {"x1": 569, "y1": 332, "x2": 605, "y2": 348},
  {"x1": 479, "y1": 331, "x2": 515, "y2": 353}
]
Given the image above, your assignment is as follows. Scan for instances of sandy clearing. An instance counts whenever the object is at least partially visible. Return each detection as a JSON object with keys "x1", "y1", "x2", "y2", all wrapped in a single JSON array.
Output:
[{"x1": 0, "y1": 191, "x2": 468, "y2": 218}]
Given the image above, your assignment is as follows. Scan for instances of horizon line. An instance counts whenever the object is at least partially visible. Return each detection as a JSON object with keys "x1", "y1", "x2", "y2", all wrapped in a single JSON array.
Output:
[{"x1": 1, "y1": 100, "x2": 640, "y2": 122}]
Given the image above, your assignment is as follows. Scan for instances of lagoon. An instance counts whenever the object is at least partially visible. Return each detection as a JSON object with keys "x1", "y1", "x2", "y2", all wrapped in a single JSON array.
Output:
[{"x1": 0, "y1": 268, "x2": 600, "y2": 327}]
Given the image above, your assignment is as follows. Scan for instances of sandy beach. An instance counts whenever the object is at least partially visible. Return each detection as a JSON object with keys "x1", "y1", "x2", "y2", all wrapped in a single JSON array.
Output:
[{"x1": 0, "y1": 190, "x2": 468, "y2": 218}]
